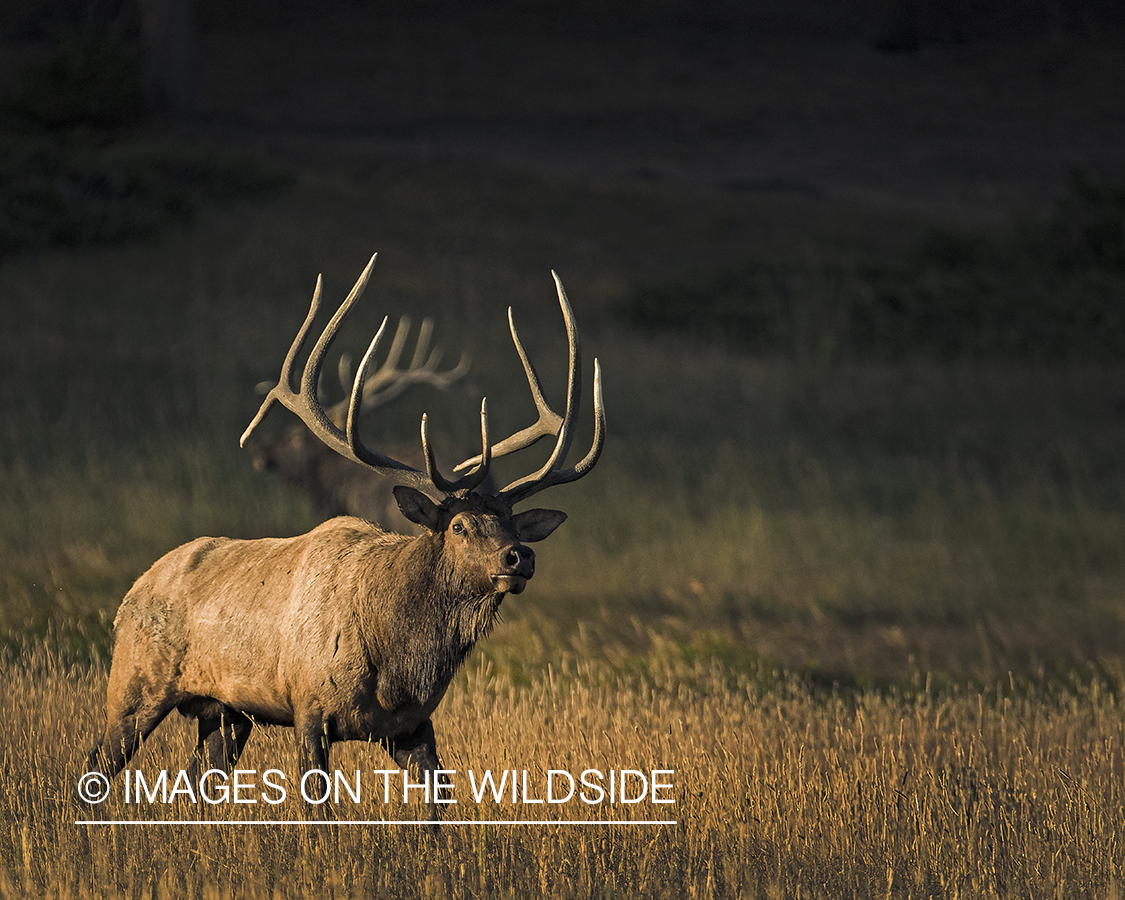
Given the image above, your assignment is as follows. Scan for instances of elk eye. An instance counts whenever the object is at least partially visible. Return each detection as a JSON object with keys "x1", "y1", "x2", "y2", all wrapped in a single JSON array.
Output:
[{"x1": 451, "y1": 522, "x2": 465, "y2": 535}]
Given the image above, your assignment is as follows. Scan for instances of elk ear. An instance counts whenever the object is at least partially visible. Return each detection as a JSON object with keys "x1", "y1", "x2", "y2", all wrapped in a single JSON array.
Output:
[
  {"x1": 393, "y1": 486, "x2": 443, "y2": 532},
  {"x1": 513, "y1": 508, "x2": 567, "y2": 543}
]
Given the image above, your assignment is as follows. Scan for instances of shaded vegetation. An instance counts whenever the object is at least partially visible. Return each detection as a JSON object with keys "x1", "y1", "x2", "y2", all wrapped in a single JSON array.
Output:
[
  {"x1": 2, "y1": 147, "x2": 1124, "y2": 689},
  {"x1": 0, "y1": 138, "x2": 291, "y2": 258},
  {"x1": 0, "y1": 26, "x2": 288, "y2": 259},
  {"x1": 3, "y1": 36, "x2": 147, "y2": 130},
  {"x1": 624, "y1": 172, "x2": 1125, "y2": 361}
]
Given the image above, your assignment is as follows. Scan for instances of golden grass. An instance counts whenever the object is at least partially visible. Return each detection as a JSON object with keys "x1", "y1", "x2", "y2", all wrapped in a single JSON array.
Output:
[
  {"x1": 3, "y1": 637, "x2": 1123, "y2": 899},
  {"x1": 2, "y1": 33, "x2": 1124, "y2": 897}
]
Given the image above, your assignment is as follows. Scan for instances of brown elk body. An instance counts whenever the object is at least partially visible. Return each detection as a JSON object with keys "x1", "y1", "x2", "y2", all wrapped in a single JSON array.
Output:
[
  {"x1": 86, "y1": 255, "x2": 604, "y2": 821},
  {"x1": 94, "y1": 498, "x2": 560, "y2": 784}
]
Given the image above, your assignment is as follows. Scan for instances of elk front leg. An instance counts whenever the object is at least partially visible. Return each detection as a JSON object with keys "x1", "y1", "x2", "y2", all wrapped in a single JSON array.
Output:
[
  {"x1": 294, "y1": 710, "x2": 331, "y2": 773},
  {"x1": 383, "y1": 719, "x2": 445, "y2": 826},
  {"x1": 292, "y1": 710, "x2": 334, "y2": 817}
]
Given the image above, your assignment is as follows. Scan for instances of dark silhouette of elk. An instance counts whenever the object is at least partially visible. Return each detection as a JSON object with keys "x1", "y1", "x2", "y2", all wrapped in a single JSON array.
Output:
[
  {"x1": 85, "y1": 254, "x2": 604, "y2": 823},
  {"x1": 244, "y1": 315, "x2": 490, "y2": 533}
]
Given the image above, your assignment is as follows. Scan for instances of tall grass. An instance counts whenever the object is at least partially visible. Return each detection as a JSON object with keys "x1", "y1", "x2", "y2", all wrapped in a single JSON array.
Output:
[{"x1": 2, "y1": 639, "x2": 1124, "y2": 898}]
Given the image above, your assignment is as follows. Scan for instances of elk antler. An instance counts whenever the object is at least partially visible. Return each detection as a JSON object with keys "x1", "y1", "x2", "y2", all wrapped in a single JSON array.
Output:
[
  {"x1": 333, "y1": 315, "x2": 471, "y2": 417},
  {"x1": 252, "y1": 317, "x2": 471, "y2": 423},
  {"x1": 455, "y1": 272, "x2": 605, "y2": 505},
  {"x1": 241, "y1": 255, "x2": 604, "y2": 505},
  {"x1": 240, "y1": 254, "x2": 490, "y2": 499}
]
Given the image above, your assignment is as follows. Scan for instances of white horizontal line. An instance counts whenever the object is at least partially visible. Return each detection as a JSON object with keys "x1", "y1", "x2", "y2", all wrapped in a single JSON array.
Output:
[{"x1": 76, "y1": 819, "x2": 676, "y2": 827}]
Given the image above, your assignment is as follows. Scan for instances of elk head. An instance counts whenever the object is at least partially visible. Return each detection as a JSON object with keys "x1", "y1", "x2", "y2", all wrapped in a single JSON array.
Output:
[{"x1": 240, "y1": 254, "x2": 605, "y2": 595}]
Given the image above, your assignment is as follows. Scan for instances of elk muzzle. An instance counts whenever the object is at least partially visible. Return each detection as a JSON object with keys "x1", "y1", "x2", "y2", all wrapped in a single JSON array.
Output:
[{"x1": 491, "y1": 543, "x2": 534, "y2": 595}]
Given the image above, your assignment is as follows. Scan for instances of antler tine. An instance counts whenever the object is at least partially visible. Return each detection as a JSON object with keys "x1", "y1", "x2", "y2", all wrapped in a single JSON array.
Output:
[
  {"x1": 502, "y1": 358, "x2": 605, "y2": 505},
  {"x1": 386, "y1": 314, "x2": 425, "y2": 384},
  {"x1": 366, "y1": 314, "x2": 414, "y2": 390},
  {"x1": 330, "y1": 317, "x2": 473, "y2": 419},
  {"x1": 410, "y1": 317, "x2": 435, "y2": 370},
  {"x1": 422, "y1": 399, "x2": 493, "y2": 496},
  {"x1": 332, "y1": 316, "x2": 411, "y2": 416},
  {"x1": 241, "y1": 254, "x2": 439, "y2": 497},
  {"x1": 455, "y1": 272, "x2": 604, "y2": 504},
  {"x1": 494, "y1": 271, "x2": 581, "y2": 492},
  {"x1": 407, "y1": 318, "x2": 473, "y2": 386},
  {"x1": 404, "y1": 318, "x2": 473, "y2": 390},
  {"x1": 451, "y1": 274, "x2": 576, "y2": 473},
  {"x1": 240, "y1": 272, "x2": 327, "y2": 447}
]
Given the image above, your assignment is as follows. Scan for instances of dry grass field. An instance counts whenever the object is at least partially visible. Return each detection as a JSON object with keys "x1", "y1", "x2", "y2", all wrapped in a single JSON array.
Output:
[
  {"x1": 4, "y1": 640, "x2": 1125, "y2": 897},
  {"x1": 2, "y1": 2, "x2": 1125, "y2": 897}
]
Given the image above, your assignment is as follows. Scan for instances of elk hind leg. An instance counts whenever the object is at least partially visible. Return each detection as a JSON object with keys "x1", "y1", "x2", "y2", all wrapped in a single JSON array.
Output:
[
  {"x1": 86, "y1": 698, "x2": 177, "y2": 782},
  {"x1": 184, "y1": 703, "x2": 253, "y2": 780}
]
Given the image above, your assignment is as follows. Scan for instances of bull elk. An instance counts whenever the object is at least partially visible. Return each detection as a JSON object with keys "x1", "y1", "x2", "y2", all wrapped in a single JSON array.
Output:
[
  {"x1": 244, "y1": 314, "x2": 489, "y2": 532},
  {"x1": 85, "y1": 254, "x2": 604, "y2": 822}
]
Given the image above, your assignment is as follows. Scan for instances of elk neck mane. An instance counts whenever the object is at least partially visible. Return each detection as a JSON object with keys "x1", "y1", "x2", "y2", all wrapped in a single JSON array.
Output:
[{"x1": 343, "y1": 516, "x2": 504, "y2": 695}]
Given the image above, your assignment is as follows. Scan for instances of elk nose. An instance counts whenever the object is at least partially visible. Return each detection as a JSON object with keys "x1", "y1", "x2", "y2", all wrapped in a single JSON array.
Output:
[{"x1": 505, "y1": 545, "x2": 534, "y2": 575}]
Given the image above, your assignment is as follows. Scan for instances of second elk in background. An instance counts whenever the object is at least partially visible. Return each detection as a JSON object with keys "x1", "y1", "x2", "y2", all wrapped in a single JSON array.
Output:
[{"x1": 244, "y1": 315, "x2": 489, "y2": 532}]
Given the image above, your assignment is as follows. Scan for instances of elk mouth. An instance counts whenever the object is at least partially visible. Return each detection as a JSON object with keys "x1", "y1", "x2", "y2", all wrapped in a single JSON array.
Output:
[{"x1": 491, "y1": 573, "x2": 530, "y2": 595}]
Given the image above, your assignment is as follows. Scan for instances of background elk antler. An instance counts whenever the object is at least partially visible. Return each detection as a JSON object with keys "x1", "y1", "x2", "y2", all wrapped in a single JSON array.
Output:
[
  {"x1": 336, "y1": 315, "x2": 471, "y2": 413},
  {"x1": 254, "y1": 314, "x2": 471, "y2": 421}
]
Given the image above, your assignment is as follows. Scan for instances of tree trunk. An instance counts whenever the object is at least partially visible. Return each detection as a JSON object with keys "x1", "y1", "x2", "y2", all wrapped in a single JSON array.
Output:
[{"x1": 138, "y1": 0, "x2": 197, "y2": 121}]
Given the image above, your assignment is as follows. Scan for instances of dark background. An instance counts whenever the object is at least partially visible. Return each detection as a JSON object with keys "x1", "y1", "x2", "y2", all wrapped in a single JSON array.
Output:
[
  {"x1": 3, "y1": 0, "x2": 1124, "y2": 277},
  {"x1": 2, "y1": 0, "x2": 1124, "y2": 681}
]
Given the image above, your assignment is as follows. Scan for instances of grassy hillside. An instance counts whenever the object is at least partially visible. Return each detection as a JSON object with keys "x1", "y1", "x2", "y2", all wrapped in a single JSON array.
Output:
[
  {"x1": 2, "y1": 2, "x2": 1125, "y2": 896},
  {"x1": 3, "y1": 148, "x2": 1123, "y2": 684}
]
